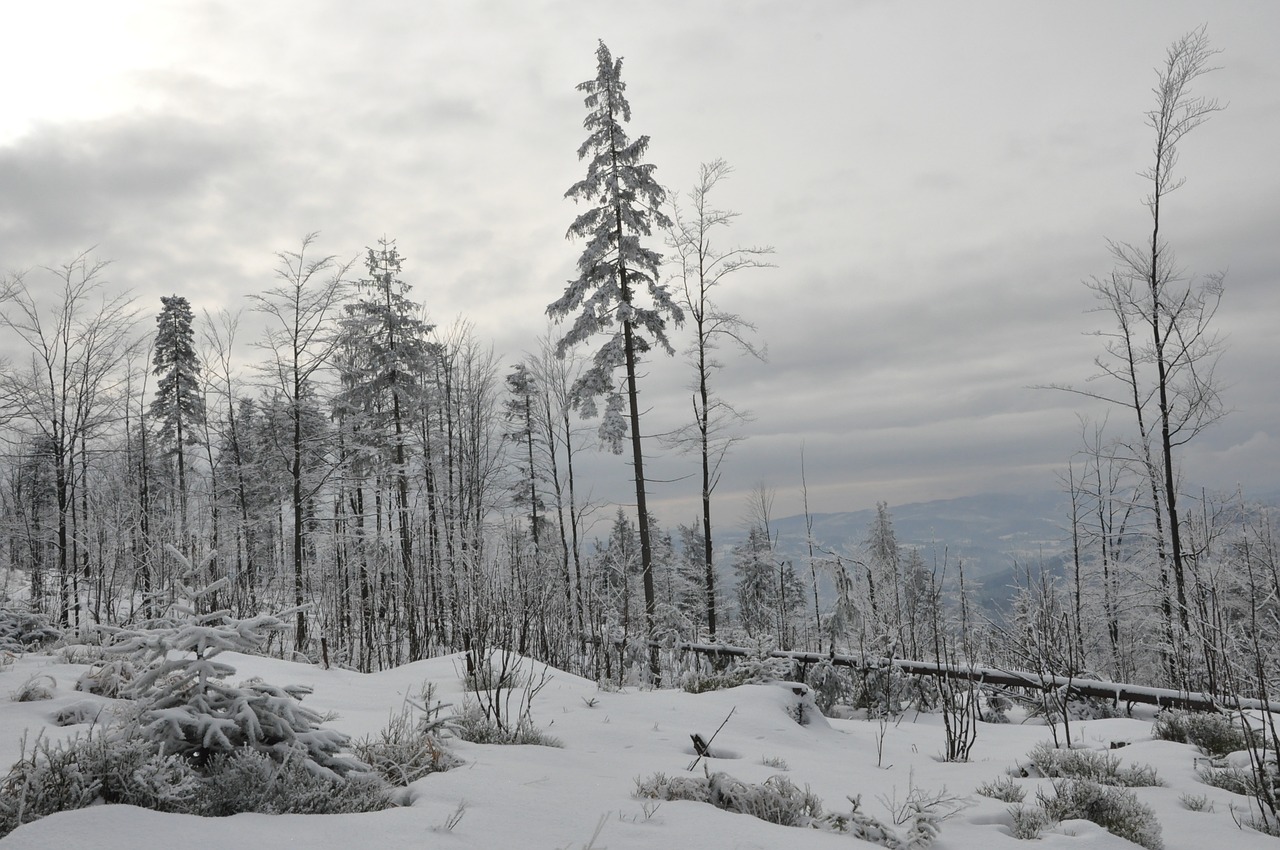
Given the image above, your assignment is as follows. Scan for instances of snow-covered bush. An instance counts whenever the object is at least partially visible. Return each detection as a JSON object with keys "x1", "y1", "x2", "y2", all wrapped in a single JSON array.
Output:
[
  {"x1": 635, "y1": 770, "x2": 944, "y2": 848},
  {"x1": 1007, "y1": 804, "x2": 1053, "y2": 839},
  {"x1": 1022, "y1": 741, "x2": 1162, "y2": 787},
  {"x1": 707, "y1": 772, "x2": 824, "y2": 827},
  {"x1": 56, "y1": 643, "x2": 109, "y2": 665},
  {"x1": 110, "y1": 622, "x2": 363, "y2": 775},
  {"x1": 1197, "y1": 764, "x2": 1253, "y2": 795},
  {"x1": 74, "y1": 656, "x2": 138, "y2": 698},
  {"x1": 854, "y1": 665, "x2": 912, "y2": 717},
  {"x1": 804, "y1": 659, "x2": 850, "y2": 714},
  {"x1": 1199, "y1": 752, "x2": 1280, "y2": 836},
  {"x1": 10, "y1": 673, "x2": 55, "y2": 702},
  {"x1": 975, "y1": 774, "x2": 1025, "y2": 803},
  {"x1": 636, "y1": 770, "x2": 822, "y2": 828},
  {"x1": 826, "y1": 793, "x2": 947, "y2": 849},
  {"x1": 0, "y1": 722, "x2": 395, "y2": 837},
  {"x1": 735, "y1": 640, "x2": 798, "y2": 684},
  {"x1": 1037, "y1": 779, "x2": 1163, "y2": 850},
  {"x1": 679, "y1": 641, "x2": 804, "y2": 695},
  {"x1": 0, "y1": 608, "x2": 60, "y2": 652},
  {"x1": 0, "y1": 726, "x2": 199, "y2": 836},
  {"x1": 634, "y1": 771, "x2": 712, "y2": 803},
  {"x1": 781, "y1": 681, "x2": 824, "y2": 726},
  {"x1": 0, "y1": 552, "x2": 396, "y2": 837},
  {"x1": 198, "y1": 749, "x2": 393, "y2": 816},
  {"x1": 353, "y1": 689, "x2": 462, "y2": 785},
  {"x1": 901, "y1": 799, "x2": 942, "y2": 849},
  {"x1": 453, "y1": 695, "x2": 563, "y2": 747},
  {"x1": 979, "y1": 691, "x2": 1012, "y2": 724},
  {"x1": 1152, "y1": 709, "x2": 1253, "y2": 756},
  {"x1": 53, "y1": 699, "x2": 109, "y2": 727},
  {"x1": 679, "y1": 665, "x2": 749, "y2": 694},
  {"x1": 1179, "y1": 792, "x2": 1213, "y2": 812}
]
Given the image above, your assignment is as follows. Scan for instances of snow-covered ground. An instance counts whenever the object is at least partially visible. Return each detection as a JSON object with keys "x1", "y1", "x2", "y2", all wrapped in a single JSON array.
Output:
[{"x1": 0, "y1": 649, "x2": 1274, "y2": 849}]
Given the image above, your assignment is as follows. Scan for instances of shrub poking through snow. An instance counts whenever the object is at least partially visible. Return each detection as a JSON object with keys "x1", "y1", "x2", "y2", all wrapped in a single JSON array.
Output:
[
  {"x1": 804, "y1": 659, "x2": 849, "y2": 713},
  {"x1": 197, "y1": 749, "x2": 393, "y2": 816},
  {"x1": 1197, "y1": 764, "x2": 1252, "y2": 795},
  {"x1": 0, "y1": 608, "x2": 61, "y2": 652},
  {"x1": 1007, "y1": 804, "x2": 1054, "y2": 839},
  {"x1": 353, "y1": 689, "x2": 462, "y2": 785},
  {"x1": 734, "y1": 638, "x2": 795, "y2": 684},
  {"x1": 1179, "y1": 792, "x2": 1213, "y2": 812},
  {"x1": 1153, "y1": 709, "x2": 1253, "y2": 756},
  {"x1": 10, "y1": 673, "x2": 55, "y2": 702},
  {"x1": 976, "y1": 774, "x2": 1025, "y2": 803},
  {"x1": 0, "y1": 727, "x2": 192, "y2": 835},
  {"x1": 0, "y1": 723, "x2": 394, "y2": 836},
  {"x1": 1166, "y1": 707, "x2": 1280, "y2": 834},
  {"x1": 635, "y1": 771, "x2": 712, "y2": 804},
  {"x1": 461, "y1": 648, "x2": 558, "y2": 745},
  {"x1": 452, "y1": 696, "x2": 563, "y2": 747},
  {"x1": 53, "y1": 699, "x2": 108, "y2": 727},
  {"x1": 1022, "y1": 741, "x2": 1162, "y2": 787},
  {"x1": 980, "y1": 691, "x2": 1013, "y2": 724},
  {"x1": 1037, "y1": 779, "x2": 1163, "y2": 850},
  {"x1": 855, "y1": 665, "x2": 912, "y2": 718},
  {"x1": 707, "y1": 772, "x2": 824, "y2": 827},
  {"x1": 74, "y1": 656, "x2": 138, "y2": 698},
  {"x1": 782, "y1": 681, "x2": 824, "y2": 726},
  {"x1": 635, "y1": 769, "x2": 947, "y2": 848},
  {"x1": 680, "y1": 666, "x2": 750, "y2": 694},
  {"x1": 902, "y1": 800, "x2": 942, "y2": 850}
]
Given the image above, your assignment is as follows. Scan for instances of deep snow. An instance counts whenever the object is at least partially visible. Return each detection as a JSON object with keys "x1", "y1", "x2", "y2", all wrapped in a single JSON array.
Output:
[{"x1": 0, "y1": 649, "x2": 1275, "y2": 849}]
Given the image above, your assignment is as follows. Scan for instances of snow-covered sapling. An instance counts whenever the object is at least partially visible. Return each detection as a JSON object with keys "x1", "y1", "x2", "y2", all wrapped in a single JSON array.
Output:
[{"x1": 101, "y1": 547, "x2": 362, "y2": 777}]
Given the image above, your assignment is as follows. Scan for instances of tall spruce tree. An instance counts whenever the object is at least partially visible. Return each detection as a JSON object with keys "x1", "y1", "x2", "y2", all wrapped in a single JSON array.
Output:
[
  {"x1": 336, "y1": 238, "x2": 433, "y2": 658},
  {"x1": 503, "y1": 362, "x2": 544, "y2": 559},
  {"x1": 151, "y1": 295, "x2": 204, "y2": 554},
  {"x1": 548, "y1": 40, "x2": 681, "y2": 682}
]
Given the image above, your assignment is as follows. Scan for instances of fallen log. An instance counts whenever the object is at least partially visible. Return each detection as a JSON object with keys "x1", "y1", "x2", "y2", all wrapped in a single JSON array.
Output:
[{"x1": 677, "y1": 642, "x2": 1280, "y2": 714}]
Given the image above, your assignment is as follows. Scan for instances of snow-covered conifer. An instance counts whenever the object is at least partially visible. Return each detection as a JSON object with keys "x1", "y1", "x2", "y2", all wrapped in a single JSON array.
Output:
[
  {"x1": 548, "y1": 40, "x2": 680, "y2": 682},
  {"x1": 103, "y1": 547, "x2": 361, "y2": 778},
  {"x1": 151, "y1": 295, "x2": 205, "y2": 547}
]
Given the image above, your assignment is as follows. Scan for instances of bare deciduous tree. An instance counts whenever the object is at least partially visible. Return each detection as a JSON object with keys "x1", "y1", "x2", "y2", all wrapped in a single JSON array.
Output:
[
  {"x1": 665, "y1": 159, "x2": 772, "y2": 640},
  {"x1": 1048, "y1": 28, "x2": 1226, "y2": 686},
  {"x1": 0, "y1": 253, "x2": 137, "y2": 625},
  {"x1": 249, "y1": 233, "x2": 352, "y2": 653}
]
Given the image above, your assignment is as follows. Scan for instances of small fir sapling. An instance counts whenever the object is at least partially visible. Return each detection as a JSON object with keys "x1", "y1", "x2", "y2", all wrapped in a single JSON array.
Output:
[
  {"x1": 903, "y1": 800, "x2": 942, "y2": 850},
  {"x1": 100, "y1": 546, "x2": 363, "y2": 777}
]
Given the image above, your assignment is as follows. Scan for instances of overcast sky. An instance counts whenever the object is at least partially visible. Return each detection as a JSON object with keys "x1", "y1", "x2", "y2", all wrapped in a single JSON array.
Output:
[{"x1": 2, "y1": 1, "x2": 1277, "y2": 528}]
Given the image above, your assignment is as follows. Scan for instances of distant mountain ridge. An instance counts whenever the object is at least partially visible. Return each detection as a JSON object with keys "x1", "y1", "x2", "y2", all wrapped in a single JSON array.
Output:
[
  {"x1": 717, "y1": 487, "x2": 1280, "y2": 613},
  {"x1": 727, "y1": 490, "x2": 1073, "y2": 582}
]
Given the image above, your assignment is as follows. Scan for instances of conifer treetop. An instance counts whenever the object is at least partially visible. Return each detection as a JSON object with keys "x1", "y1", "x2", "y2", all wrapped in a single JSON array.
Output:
[{"x1": 548, "y1": 40, "x2": 681, "y2": 443}]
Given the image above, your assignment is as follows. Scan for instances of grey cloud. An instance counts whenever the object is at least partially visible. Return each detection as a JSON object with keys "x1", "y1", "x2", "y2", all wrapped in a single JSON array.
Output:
[{"x1": 4, "y1": 0, "x2": 1277, "y2": 530}]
